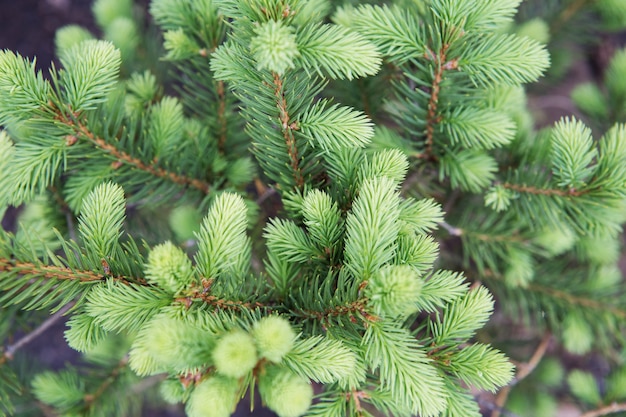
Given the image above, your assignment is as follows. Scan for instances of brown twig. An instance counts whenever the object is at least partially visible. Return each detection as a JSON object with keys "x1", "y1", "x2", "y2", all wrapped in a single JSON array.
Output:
[
  {"x1": 272, "y1": 72, "x2": 304, "y2": 189},
  {"x1": 72, "y1": 119, "x2": 211, "y2": 194},
  {"x1": 54, "y1": 106, "x2": 210, "y2": 194},
  {"x1": 1, "y1": 302, "x2": 75, "y2": 364},
  {"x1": 0, "y1": 258, "x2": 146, "y2": 286},
  {"x1": 551, "y1": 0, "x2": 594, "y2": 35},
  {"x1": 216, "y1": 80, "x2": 228, "y2": 153},
  {"x1": 176, "y1": 280, "x2": 267, "y2": 312},
  {"x1": 293, "y1": 298, "x2": 378, "y2": 327},
  {"x1": 491, "y1": 332, "x2": 552, "y2": 417},
  {"x1": 83, "y1": 356, "x2": 129, "y2": 406},
  {"x1": 502, "y1": 182, "x2": 587, "y2": 197},
  {"x1": 424, "y1": 45, "x2": 458, "y2": 158},
  {"x1": 580, "y1": 402, "x2": 626, "y2": 417}
]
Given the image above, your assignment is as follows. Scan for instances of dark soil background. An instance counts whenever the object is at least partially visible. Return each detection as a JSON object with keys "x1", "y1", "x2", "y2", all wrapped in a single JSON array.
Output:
[{"x1": 1, "y1": 1, "x2": 625, "y2": 417}]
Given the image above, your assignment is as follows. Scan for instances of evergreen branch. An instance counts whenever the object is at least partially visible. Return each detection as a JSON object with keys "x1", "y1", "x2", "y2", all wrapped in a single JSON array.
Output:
[
  {"x1": 76, "y1": 118, "x2": 209, "y2": 194},
  {"x1": 292, "y1": 298, "x2": 377, "y2": 326},
  {"x1": 68, "y1": 117, "x2": 210, "y2": 194},
  {"x1": 0, "y1": 258, "x2": 145, "y2": 285},
  {"x1": 177, "y1": 281, "x2": 266, "y2": 312},
  {"x1": 501, "y1": 182, "x2": 587, "y2": 197},
  {"x1": 0, "y1": 259, "x2": 101, "y2": 282},
  {"x1": 0, "y1": 302, "x2": 74, "y2": 364},
  {"x1": 271, "y1": 72, "x2": 304, "y2": 189},
  {"x1": 441, "y1": 219, "x2": 529, "y2": 244},
  {"x1": 283, "y1": 336, "x2": 360, "y2": 384},
  {"x1": 580, "y1": 403, "x2": 626, "y2": 417},
  {"x1": 425, "y1": 45, "x2": 458, "y2": 158}
]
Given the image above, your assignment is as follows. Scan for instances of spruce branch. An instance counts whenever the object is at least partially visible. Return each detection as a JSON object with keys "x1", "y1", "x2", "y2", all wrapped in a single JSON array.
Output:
[
  {"x1": 177, "y1": 281, "x2": 267, "y2": 312},
  {"x1": 271, "y1": 71, "x2": 304, "y2": 189},
  {"x1": 0, "y1": 260, "x2": 102, "y2": 283},
  {"x1": 292, "y1": 298, "x2": 377, "y2": 327},
  {"x1": 64, "y1": 115, "x2": 211, "y2": 194},
  {"x1": 0, "y1": 258, "x2": 146, "y2": 286},
  {"x1": 501, "y1": 182, "x2": 587, "y2": 197},
  {"x1": 425, "y1": 44, "x2": 458, "y2": 158}
]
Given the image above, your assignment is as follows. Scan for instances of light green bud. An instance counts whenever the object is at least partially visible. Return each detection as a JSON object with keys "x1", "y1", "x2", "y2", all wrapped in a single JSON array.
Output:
[
  {"x1": 567, "y1": 370, "x2": 601, "y2": 404},
  {"x1": 534, "y1": 223, "x2": 576, "y2": 256},
  {"x1": 515, "y1": 18, "x2": 550, "y2": 44},
  {"x1": 534, "y1": 358, "x2": 564, "y2": 388},
  {"x1": 104, "y1": 17, "x2": 139, "y2": 59},
  {"x1": 145, "y1": 241, "x2": 194, "y2": 293},
  {"x1": 164, "y1": 29, "x2": 201, "y2": 61},
  {"x1": 93, "y1": 0, "x2": 133, "y2": 28},
  {"x1": 129, "y1": 314, "x2": 214, "y2": 375},
  {"x1": 160, "y1": 378, "x2": 186, "y2": 404},
  {"x1": 169, "y1": 205, "x2": 202, "y2": 241},
  {"x1": 253, "y1": 316, "x2": 296, "y2": 363},
  {"x1": 212, "y1": 330, "x2": 258, "y2": 378},
  {"x1": 562, "y1": 315, "x2": 593, "y2": 355},
  {"x1": 259, "y1": 367, "x2": 313, "y2": 417},
  {"x1": 504, "y1": 248, "x2": 534, "y2": 288},
  {"x1": 607, "y1": 367, "x2": 626, "y2": 401},
  {"x1": 484, "y1": 184, "x2": 515, "y2": 212},
  {"x1": 186, "y1": 376, "x2": 239, "y2": 417},
  {"x1": 249, "y1": 20, "x2": 300, "y2": 75},
  {"x1": 577, "y1": 236, "x2": 620, "y2": 265},
  {"x1": 55, "y1": 26, "x2": 95, "y2": 57},
  {"x1": 366, "y1": 265, "x2": 422, "y2": 317}
]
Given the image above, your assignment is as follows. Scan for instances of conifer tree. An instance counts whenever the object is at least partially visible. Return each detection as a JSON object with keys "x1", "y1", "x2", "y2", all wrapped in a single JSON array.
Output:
[{"x1": 0, "y1": 0, "x2": 625, "y2": 417}]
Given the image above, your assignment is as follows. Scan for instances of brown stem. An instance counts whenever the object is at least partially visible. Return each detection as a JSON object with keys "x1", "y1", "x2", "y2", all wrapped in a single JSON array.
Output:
[
  {"x1": 580, "y1": 403, "x2": 626, "y2": 417},
  {"x1": 83, "y1": 357, "x2": 129, "y2": 406},
  {"x1": 502, "y1": 182, "x2": 587, "y2": 197},
  {"x1": 176, "y1": 280, "x2": 267, "y2": 312},
  {"x1": 0, "y1": 258, "x2": 146, "y2": 286},
  {"x1": 467, "y1": 231, "x2": 528, "y2": 244},
  {"x1": 216, "y1": 80, "x2": 228, "y2": 153},
  {"x1": 293, "y1": 299, "x2": 378, "y2": 327},
  {"x1": 272, "y1": 72, "x2": 304, "y2": 189},
  {"x1": 491, "y1": 332, "x2": 552, "y2": 417},
  {"x1": 552, "y1": 0, "x2": 594, "y2": 35},
  {"x1": 59, "y1": 113, "x2": 210, "y2": 194},
  {"x1": 424, "y1": 45, "x2": 458, "y2": 158}
]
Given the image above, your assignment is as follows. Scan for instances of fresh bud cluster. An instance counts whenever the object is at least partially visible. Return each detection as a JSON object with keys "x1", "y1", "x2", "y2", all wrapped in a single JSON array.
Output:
[
  {"x1": 144, "y1": 241, "x2": 195, "y2": 294},
  {"x1": 258, "y1": 366, "x2": 313, "y2": 417}
]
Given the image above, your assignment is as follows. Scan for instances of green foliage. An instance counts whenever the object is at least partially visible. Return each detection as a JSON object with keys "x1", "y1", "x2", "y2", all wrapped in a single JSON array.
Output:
[{"x1": 1, "y1": 1, "x2": 626, "y2": 417}]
